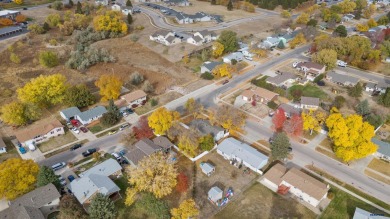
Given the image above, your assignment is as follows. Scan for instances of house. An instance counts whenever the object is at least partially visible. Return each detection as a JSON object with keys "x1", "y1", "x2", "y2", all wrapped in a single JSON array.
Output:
[
  {"x1": 189, "y1": 119, "x2": 229, "y2": 142},
  {"x1": 262, "y1": 164, "x2": 329, "y2": 207},
  {"x1": 111, "y1": 3, "x2": 121, "y2": 11},
  {"x1": 365, "y1": 82, "x2": 377, "y2": 93},
  {"x1": 352, "y1": 207, "x2": 390, "y2": 219},
  {"x1": 60, "y1": 106, "x2": 82, "y2": 121},
  {"x1": 300, "y1": 96, "x2": 320, "y2": 110},
  {"x1": 121, "y1": 90, "x2": 147, "y2": 107},
  {"x1": 372, "y1": 139, "x2": 390, "y2": 161},
  {"x1": 223, "y1": 52, "x2": 244, "y2": 64},
  {"x1": 368, "y1": 25, "x2": 387, "y2": 33},
  {"x1": 95, "y1": 0, "x2": 108, "y2": 5},
  {"x1": 279, "y1": 31, "x2": 298, "y2": 44},
  {"x1": 14, "y1": 118, "x2": 64, "y2": 148},
  {"x1": 127, "y1": 137, "x2": 173, "y2": 165},
  {"x1": 165, "y1": 0, "x2": 190, "y2": 6},
  {"x1": 241, "y1": 87, "x2": 279, "y2": 104},
  {"x1": 342, "y1": 14, "x2": 354, "y2": 22},
  {"x1": 265, "y1": 72, "x2": 297, "y2": 88},
  {"x1": 149, "y1": 30, "x2": 181, "y2": 46},
  {"x1": 0, "y1": 9, "x2": 20, "y2": 20},
  {"x1": 0, "y1": 26, "x2": 23, "y2": 38},
  {"x1": 187, "y1": 35, "x2": 204, "y2": 46},
  {"x1": 71, "y1": 159, "x2": 122, "y2": 206},
  {"x1": 278, "y1": 103, "x2": 301, "y2": 118},
  {"x1": 200, "y1": 162, "x2": 215, "y2": 176},
  {"x1": 175, "y1": 13, "x2": 194, "y2": 24},
  {"x1": 0, "y1": 183, "x2": 61, "y2": 219},
  {"x1": 122, "y1": 8, "x2": 132, "y2": 15},
  {"x1": 217, "y1": 138, "x2": 269, "y2": 174},
  {"x1": 76, "y1": 106, "x2": 107, "y2": 125},
  {"x1": 326, "y1": 72, "x2": 359, "y2": 86},
  {"x1": 201, "y1": 61, "x2": 223, "y2": 73},
  {"x1": 365, "y1": 82, "x2": 389, "y2": 94},
  {"x1": 208, "y1": 186, "x2": 223, "y2": 203},
  {"x1": 259, "y1": 37, "x2": 280, "y2": 49},
  {"x1": 189, "y1": 12, "x2": 212, "y2": 22},
  {"x1": 114, "y1": 99, "x2": 129, "y2": 113},
  {"x1": 296, "y1": 62, "x2": 326, "y2": 81},
  {"x1": 187, "y1": 30, "x2": 217, "y2": 45}
]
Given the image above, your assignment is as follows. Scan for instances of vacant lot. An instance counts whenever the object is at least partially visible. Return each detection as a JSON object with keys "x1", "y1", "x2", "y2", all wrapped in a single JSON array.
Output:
[
  {"x1": 214, "y1": 182, "x2": 316, "y2": 219},
  {"x1": 37, "y1": 131, "x2": 77, "y2": 153}
]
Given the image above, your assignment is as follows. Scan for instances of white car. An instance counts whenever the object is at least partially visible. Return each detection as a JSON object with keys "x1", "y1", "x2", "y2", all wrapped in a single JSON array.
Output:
[
  {"x1": 0, "y1": 147, "x2": 6, "y2": 154},
  {"x1": 111, "y1": 152, "x2": 121, "y2": 161},
  {"x1": 337, "y1": 60, "x2": 347, "y2": 67},
  {"x1": 72, "y1": 127, "x2": 80, "y2": 134},
  {"x1": 244, "y1": 56, "x2": 253, "y2": 61},
  {"x1": 292, "y1": 61, "x2": 301, "y2": 68}
]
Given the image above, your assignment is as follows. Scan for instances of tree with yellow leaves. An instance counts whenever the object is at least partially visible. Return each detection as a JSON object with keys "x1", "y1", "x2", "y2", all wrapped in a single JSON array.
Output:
[
  {"x1": 363, "y1": 4, "x2": 376, "y2": 18},
  {"x1": 0, "y1": 101, "x2": 41, "y2": 126},
  {"x1": 289, "y1": 32, "x2": 307, "y2": 49},
  {"x1": 338, "y1": 0, "x2": 356, "y2": 14},
  {"x1": 184, "y1": 98, "x2": 204, "y2": 118},
  {"x1": 356, "y1": 23, "x2": 369, "y2": 32},
  {"x1": 17, "y1": 74, "x2": 67, "y2": 107},
  {"x1": 212, "y1": 63, "x2": 234, "y2": 78},
  {"x1": 93, "y1": 11, "x2": 127, "y2": 34},
  {"x1": 251, "y1": 48, "x2": 267, "y2": 58},
  {"x1": 14, "y1": 0, "x2": 23, "y2": 5},
  {"x1": 178, "y1": 127, "x2": 200, "y2": 157},
  {"x1": 124, "y1": 188, "x2": 137, "y2": 206},
  {"x1": 15, "y1": 14, "x2": 27, "y2": 23},
  {"x1": 326, "y1": 108, "x2": 377, "y2": 162},
  {"x1": 296, "y1": 12, "x2": 310, "y2": 25},
  {"x1": 0, "y1": 158, "x2": 39, "y2": 200},
  {"x1": 126, "y1": 152, "x2": 177, "y2": 198},
  {"x1": 281, "y1": 10, "x2": 291, "y2": 18},
  {"x1": 171, "y1": 199, "x2": 199, "y2": 219},
  {"x1": 95, "y1": 74, "x2": 123, "y2": 101},
  {"x1": 367, "y1": 18, "x2": 377, "y2": 28},
  {"x1": 209, "y1": 105, "x2": 247, "y2": 135},
  {"x1": 212, "y1": 41, "x2": 224, "y2": 58},
  {"x1": 302, "y1": 110, "x2": 327, "y2": 135},
  {"x1": 148, "y1": 107, "x2": 180, "y2": 135}
]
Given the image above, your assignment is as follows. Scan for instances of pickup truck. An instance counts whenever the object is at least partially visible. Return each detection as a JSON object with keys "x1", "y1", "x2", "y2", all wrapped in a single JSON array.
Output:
[{"x1": 82, "y1": 148, "x2": 97, "y2": 157}]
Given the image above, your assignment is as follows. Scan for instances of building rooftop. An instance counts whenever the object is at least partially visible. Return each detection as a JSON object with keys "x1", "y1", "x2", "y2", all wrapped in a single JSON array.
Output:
[
  {"x1": 14, "y1": 118, "x2": 63, "y2": 143},
  {"x1": 278, "y1": 103, "x2": 301, "y2": 115},
  {"x1": 301, "y1": 96, "x2": 320, "y2": 106},
  {"x1": 60, "y1": 107, "x2": 82, "y2": 120},
  {"x1": 202, "y1": 61, "x2": 222, "y2": 71},
  {"x1": 153, "y1": 136, "x2": 173, "y2": 150},
  {"x1": 0, "y1": 10, "x2": 19, "y2": 17},
  {"x1": 252, "y1": 87, "x2": 279, "y2": 100},
  {"x1": 263, "y1": 163, "x2": 287, "y2": 185},
  {"x1": 200, "y1": 162, "x2": 215, "y2": 174},
  {"x1": 265, "y1": 72, "x2": 297, "y2": 85},
  {"x1": 121, "y1": 90, "x2": 147, "y2": 104},
  {"x1": 77, "y1": 106, "x2": 107, "y2": 122},
  {"x1": 0, "y1": 26, "x2": 22, "y2": 35},
  {"x1": 208, "y1": 186, "x2": 223, "y2": 202},
  {"x1": 151, "y1": 30, "x2": 171, "y2": 38},
  {"x1": 352, "y1": 207, "x2": 390, "y2": 219},
  {"x1": 80, "y1": 158, "x2": 122, "y2": 178},
  {"x1": 372, "y1": 138, "x2": 390, "y2": 157},
  {"x1": 190, "y1": 119, "x2": 224, "y2": 138},
  {"x1": 327, "y1": 72, "x2": 359, "y2": 85}
]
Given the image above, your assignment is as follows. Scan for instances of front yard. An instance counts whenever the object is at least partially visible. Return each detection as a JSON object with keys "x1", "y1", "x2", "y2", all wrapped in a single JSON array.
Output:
[
  {"x1": 0, "y1": 137, "x2": 20, "y2": 162},
  {"x1": 37, "y1": 131, "x2": 77, "y2": 153},
  {"x1": 213, "y1": 182, "x2": 317, "y2": 219},
  {"x1": 367, "y1": 158, "x2": 390, "y2": 177}
]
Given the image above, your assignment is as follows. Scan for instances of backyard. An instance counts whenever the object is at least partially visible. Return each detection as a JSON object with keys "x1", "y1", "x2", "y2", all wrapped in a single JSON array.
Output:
[{"x1": 288, "y1": 84, "x2": 328, "y2": 100}]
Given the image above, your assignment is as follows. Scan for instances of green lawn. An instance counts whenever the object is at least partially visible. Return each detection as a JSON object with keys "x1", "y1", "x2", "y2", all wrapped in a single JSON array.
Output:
[
  {"x1": 288, "y1": 84, "x2": 328, "y2": 100},
  {"x1": 320, "y1": 186, "x2": 389, "y2": 219},
  {"x1": 89, "y1": 125, "x2": 103, "y2": 134}
]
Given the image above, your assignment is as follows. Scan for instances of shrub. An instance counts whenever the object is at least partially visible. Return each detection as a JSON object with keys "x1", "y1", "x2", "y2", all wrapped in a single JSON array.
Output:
[
  {"x1": 100, "y1": 112, "x2": 119, "y2": 127},
  {"x1": 39, "y1": 51, "x2": 59, "y2": 68},
  {"x1": 267, "y1": 101, "x2": 278, "y2": 110},
  {"x1": 66, "y1": 47, "x2": 115, "y2": 70},
  {"x1": 130, "y1": 35, "x2": 139, "y2": 42},
  {"x1": 10, "y1": 53, "x2": 21, "y2": 64},
  {"x1": 231, "y1": 59, "x2": 237, "y2": 65},
  {"x1": 333, "y1": 95, "x2": 345, "y2": 109},
  {"x1": 176, "y1": 172, "x2": 189, "y2": 193},
  {"x1": 52, "y1": 1, "x2": 63, "y2": 10},
  {"x1": 27, "y1": 23, "x2": 45, "y2": 34},
  {"x1": 327, "y1": 191, "x2": 335, "y2": 199},
  {"x1": 134, "y1": 25, "x2": 144, "y2": 30},
  {"x1": 49, "y1": 39, "x2": 58, "y2": 46},
  {"x1": 199, "y1": 134, "x2": 214, "y2": 151},
  {"x1": 130, "y1": 72, "x2": 144, "y2": 85},
  {"x1": 201, "y1": 72, "x2": 214, "y2": 80},
  {"x1": 313, "y1": 74, "x2": 324, "y2": 83},
  {"x1": 142, "y1": 80, "x2": 154, "y2": 93},
  {"x1": 150, "y1": 98, "x2": 158, "y2": 107}
]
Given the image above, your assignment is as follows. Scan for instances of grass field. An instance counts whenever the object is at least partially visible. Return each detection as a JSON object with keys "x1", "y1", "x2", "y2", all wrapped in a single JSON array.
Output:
[
  {"x1": 213, "y1": 182, "x2": 317, "y2": 219},
  {"x1": 0, "y1": 0, "x2": 54, "y2": 9},
  {"x1": 288, "y1": 84, "x2": 328, "y2": 100},
  {"x1": 37, "y1": 131, "x2": 77, "y2": 153},
  {"x1": 367, "y1": 158, "x2": 390, "y2": 177}
]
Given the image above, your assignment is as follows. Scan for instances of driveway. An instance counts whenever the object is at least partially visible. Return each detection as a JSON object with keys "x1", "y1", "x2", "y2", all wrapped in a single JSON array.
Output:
[{"x1": 11, "y1": 139, "x2": 44, "y2": 162}]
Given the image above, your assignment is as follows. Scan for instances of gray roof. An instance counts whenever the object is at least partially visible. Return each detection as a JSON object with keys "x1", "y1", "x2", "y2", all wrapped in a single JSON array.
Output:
[
  {"x1": 0, "y1": 184, "x2": 60, "y2": 219},
  {"x1": 190, "y1": 119, "x2": 224, "y2": 137},
  {"x1": 135, "y1": 138, "x2": 161, "y2": 156},
  {"x1": 365, "y1": 82, "x2": 377, "y2": 89},
  {"x1": 198, "y1": 30, "x2": 215, "y2": 37},
  {"x1": 372, "y1": 139, "x2": 390, "y2": 157},
  {"x1": 153, "y1": 136, "x2": 173, "y2": 149},
  {"x1": 60, "y1": 107, "x2": 81, "y2": 120},
  {"x1": 78, "y1": 106, "x2": 107, "y2": 122},
  {"x1": 175, "y1": 12, "x2": 189, "y2": 20},
  {"x1": 282, "y1": 31, "x2": 298, "y2": 41},
  {"x1": 352, "y1": 207, "x2": 390, "y2": 219},
  {"x1": 202, "y1": 61, "x2": 222, "y2": 72},
  {"x1": 278, "y1": 103, "x2": 301, "y2": 115},
  {"x1": 81, "y1": 158, "x2": 122, "y2": 178},
  {"x1": 265, "y1": 37, "x2": 281, "y2": 44},
  {"x1": 200, "y1": 162, "x2": 215, "y2": 174},
  {"x1": 266, "y1": 72, "x2": 297, "y2": 85},
  {"x1": 327, "y1": 72, "x2": 359, "y2": 85},
  {"x1": 192, "y1": 35, "x2": 203, "y2": 43},
  {"x1": 208, "y1": 186, "x2": 223, "y2": 202},
  {"x1": 165, "y1": 35, "x2": 177, "y2": 43},
  {"x1": 71, "y1": 174, "x2": 120, "y2": 204},
  {"x1": 223, "y1": 52, "x2": 244, "y2": 61},
  {"x1": 128, "y1": 138, "x2": 169, "y2": 165},
  {"x1": 127, "y1": 148, "x2": 147, "y2": 165},
  {"x1": 189, "y1": 12, "x2": 208, "y2": 19},
  {"x1": 301, "y1": 96, "x2": 320, "y2": 107},
  {"x1": 0, "y1": 26, "x2": 22, "y2": 35},
  {"x1": 0, "y1": 137, "x2": 6, "y2": 148},
  {"x1": 165, "y1": 0, "x2": 188, "y2": 3},
  {"x1": 217, "y1": 138, "x2": 269, "y2": 170},
  {"x1": 152, "y1": 30, "x2": 171, "y2": 38}
]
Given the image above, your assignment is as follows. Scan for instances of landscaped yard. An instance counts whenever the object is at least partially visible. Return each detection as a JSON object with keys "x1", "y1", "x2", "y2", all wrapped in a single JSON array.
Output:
[
  {"x1": 288, "y1": 84, "x2": 328, "y2": 100},
  {"x1": 88, "y1": 124, "x2": 104, "y2": 134},
  {"x1": 37, "y1": 131, "x2": 77, "y2": 153},
  {"x1": 367, "y1": 158, "x2": 390, "y2": 177},
  {"x1": 213, "y1": 182, "x2": 317, "y2": 219}
]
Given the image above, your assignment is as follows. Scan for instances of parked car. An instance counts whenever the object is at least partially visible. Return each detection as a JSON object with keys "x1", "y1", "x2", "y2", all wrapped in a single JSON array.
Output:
[
  {"x1": 71, "y1": 119, "x2": 81, "y2": 127},
  {"x1": 317, "y1": 80, "x2": 325, "y2": 86},
  {"x1": 292, "y1": 61, "x2": 301, "y2": 68},
  {"x1": 80, "y1": 127, "x2": 88, "y2": 133},
  {"x1": 288, "y1": 147, "x2": 293, "y2": 152},
  {"x1": 19, "y1": 147, "x2": 27, "y2": 154},
  {"x1": 111, "y1": 152, "x2": 121, "y2": 161},
  {"x1": 336, "y1": 60, "x2": 347, "y2": 67},
  {"x1": 222, "y1": 80, "x2": 229, "y2": 85},
  {"x1": 0, "y1": 147, "x2": 6, "y2": 154},
  {"x1": 66, "y1": 122, "x2": 73, "y2": 129},
  {"x1": 82, "y1": 148, "x2": 97, "y2": 157},
  {"x1": 126, "y1": 108, "x2": 134, "y2": 114},
  {"x1": 67, "y1": 175, "x2": 75, "y2": 182},
  {"x1": 71, "y1": 127, "x2": 80, "y2": 134},
  {"x1": 244, "y1": 56, "x2": 253, "y2": 61},
  {"x1": 119, "y1": 123, "x2": 130, "y2": 131},
  {"x1": 108, "y1": 130, "x2": 117, "y2": 135},
  {"x1": 52, "y1": 162, "x2": 66, "y2": 171},
  {"x1": 70, "y1": 143, "x2": 82, "y2": 151},
  {"x1": 58, "y1": 176, "x2": 67, "y2": 186}
]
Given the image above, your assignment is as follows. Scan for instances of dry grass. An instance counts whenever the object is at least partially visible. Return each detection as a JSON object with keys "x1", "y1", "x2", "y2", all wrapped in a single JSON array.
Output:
[
  {"x1": 315, "y1": 147, "x2": 344, "y2": 163},
  {"x1": 257, "y1": 139, "x2": 271, "y2": 148},
  {"x1": 37, "y1": 131, "x2": 77, "y2": 153},
  {"x1": 302, "y1": 131, "x2": 318, "y2": 141},
  {"x1": 372, "y1": 62, "x2": 390, "y2": 76},
  {"x1": 364, "y1": 169, "x2": 390, "y2": 185},
  {"x1": 134, "y1": 91, "x2": 183, "y2": 115},
  {"x1": 320, "y1": 138, "x2": 333, "y2": 151},
  {"x1": 367, "y1": 158, "x2": 390, "y2": 177}
]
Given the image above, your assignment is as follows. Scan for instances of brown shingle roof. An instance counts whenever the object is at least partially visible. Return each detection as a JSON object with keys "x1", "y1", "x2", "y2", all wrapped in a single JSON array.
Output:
[
  {"x1": 301, "y1": 96, "x2": 320, "y2": 107},
  {"x1": 282, "y1": 168, "x2": 329, "y2": 200},
  {"x1": 121, "y1": 90, "x2": 147, "y2": 104},
  {"x1": 266, "y1": 72, "x2": 297, "y2": 85},
  {"x1": 298, "y1": 62, "x2": 325, "y2": 70},
  {"x1": 114, "y1": 99, "x2": 128, "y2": 108},
  {"x1": 241, "y1": 89, "x2": 254, "y2": 99},
  {"x1": 263, "y1": 163, "x2": 287, "y2": 185},
  {"x1": 127, "y1": 148, "x2": 147, "y2": 165},
  {"x1": 14, "y1": 118, "x2": 63, "y2": 143},
  {"x1": 252, "y1": 87, "x2": 279, "y2": 100},
  {"x1": 153, "y1": 136, "x2": 173, "y2": 149}
]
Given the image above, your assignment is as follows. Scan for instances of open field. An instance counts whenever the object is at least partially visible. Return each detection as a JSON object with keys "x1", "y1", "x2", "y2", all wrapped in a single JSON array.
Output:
[
  {"x1": 37, "y1": 131, "x2": 77, "y2": 152},
  {"x1": 213, "y1": 182, "x2": 317, "y2": 219},
  {"x1": 367, "y1": 158, "x2": 390, "y2": 177}
]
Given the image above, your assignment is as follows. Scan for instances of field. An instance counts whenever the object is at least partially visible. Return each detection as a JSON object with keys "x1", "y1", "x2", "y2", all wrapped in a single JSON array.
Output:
[{"x1": 213, "y1": 182, "x2": 317, "y2": 219}]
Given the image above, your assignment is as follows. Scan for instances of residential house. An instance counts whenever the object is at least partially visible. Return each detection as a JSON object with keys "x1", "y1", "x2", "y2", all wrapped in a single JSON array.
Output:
[
  {"x1": 200, "y1": 162, "x2": 215, "y2": 176},
  {"x1": 352, "y1": 207, "x2": 390, "y2": 219},
  {"x1": 0, "y1": 26, "x2": 23, "y2": 38},
  {"x1": 14, "y1": 118, "x2": 64, "y2": 149},
  {"x1": 201, "y1": 61, "x2": 223, "y2": 73},
  {"x1": 365, "y1": 82, "x2": 389, "y2": 94},
  {"x1": 189, "y1": 12, "x2": 212, "y2": 22},
  {"x1": 135, "y1": 0, "x2": 161, "y2": 2},
  {"x1": 189, "y1": 119, "x2": 229, "y2": 142},
  {"x1": 0, "y1": 10, "x2": 20, "y2": 20},
  {"x1": 0, "y1": 183, "x2": 61, "y2": 219},
  {"x1": 114, "y1": 99, "x2": 129, "y2": 113},
  {"x1": 149, "y1": 30, "x2": 181, "y2": 46},
  {"x1": 262, "y1": 163, "x2": 329, "y2": 207},
  {"x1": 300, "y1": 96, "x2": 320, "y2": 110},
  {"x1": 318, "y1": 22, "x2": 327, "y2": 30},
  {"x1": 372, "y1": 138, "x2": 390, "y2": 161},
  {"x1": 187, "y1": 30, "x2": 217, "y2": 45},
  {"x1": 259, "y1": 36, "x2": 280, "y2": 49},
  {"x1": 111, "y1": 3, "x2": 121, "y2": 11},
  {"x1": 111, "y1": 3, "x2": 132, "y2": 15},
  {"x1": 241, "y1": 87, "x2": 279, "y2": 104},
  {"x1": 175, "y1": 13, "x2": 194, "y2": 24},
  {"x1": 368, "y1": 25, "x2": 387, "y2": 33},
  {"x1": 95, "y1": 0, "x2": 108, "y2": 5},
  {"x1": 186, "y1": 35, "x2": 203, "y2": 46},
  {"x1": 278, "y1": 103, "x2": 301, "y2": 118},
  {"x1": 296, "y1": 62, "x2": 326, "y2": 81},
  {"x1": 75, "y1": 106, "x2": 108, "y2": 125},
  {"x1": 222, "y1": 52, "x2": 244, "y2": 64},
  {"x1": 60, "y1": 106, "x2": 81, "y2": 121},
  {"x1": 121, "y1": 90, "x2": 147, "y2": 107},
  {"x1": 265, "y1": 72, "x2": 297, "y2": 88},
  {"x1": 208, "y1": 186, "x2": 223, "y2": 203},
  {"x1": 279, "y1": 31, "x2": 298, "y2": 44},
  {"x1": 342, "y1": 14, "x2": 355, "y2": 22},
  {"x1": 71, "y1": 159, "x2": 122, "y2": 206},
  {"x1": 127, "y1": 137, "x2": 173, "y2": 165},
  {"x1": 165, "y1": 0, "x2": 190, "y2": 6},
  {"x1": 326, "y1": 72, "x2": 359, "y2": 86},
  {"x1": 217, "y1": 138, "x2": 269, "y2": 174},
  {"x1": 365, "y1": 82, "x2": 377, "y2": 93}
]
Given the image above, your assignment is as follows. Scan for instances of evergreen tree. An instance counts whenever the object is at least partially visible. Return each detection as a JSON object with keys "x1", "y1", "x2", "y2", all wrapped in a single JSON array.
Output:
[
  {"x1": 227, "y1": 0, "x2": 233, "y2": 11},
  {"x1": 69, "y1": 0, "x2": 74, "y2": 7},
  {"x1": 88, "y1": 194, "x2": 117, "y2": 219},
  {"x1": 107, "y1": 99, "x2": 121, "y2": 120},
  {"x1": 127, "y1": 13, "x2": 133, "y2": 24},
  {"x1": 126, "y1": 0, "x2": 132, "y2": 7},
  {"x1": 356, "y1": 99, "x2": 370, "y2": 117},
  {"x1": 43, "y1": 22, "x2": 50, "y2": 32},
  {"x1": 277, "y1": 40, "x2": 285, "y2": 49},
  {"x1": 271, "y1": 132, "x2": 291, "y2": 161},
  {"x1": 75, "y1": 1, "x2": 83, "y2": 14},
  {"x1": 37, "y1": 166, "x2": 60, "y2": 189}
]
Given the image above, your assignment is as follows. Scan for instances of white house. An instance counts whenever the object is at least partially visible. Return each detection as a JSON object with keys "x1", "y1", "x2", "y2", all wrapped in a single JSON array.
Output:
[
  {"x1": 217, "y1": 138, "x2": 269, "y2": 174},
  {"x1": 190, "y1": 12, "x2": 211, "y2": 22},
  {"x1": 0, "y1": 183, "x2": 61, "y2": 219},
  {"x1": 0, "y1": 9, "x2": 20, "y2": 20},
  {"x1": 296, "y1": 62, "x2": 326, "y2": 81},
  {"x1": 150, "y1": 30, "x2": 181, "y2": 46},
  {"x1": 265, "y1": 72, "x2": 297, "y2": 88},
  {"x1": 186, "y1": 35, "x2": 203, "y2": 46},
  {"x1": 14, "y1": 118, "x2": 65, "y2": 149},
  {"x1": 259, "y1": 37, "x2": 280, "y2": 49},
  {"x1": 352, "y1": 207, "x2": 390, "y2": 219},
  {"x1": 241, "y1": 87, "x2": 279, "y2": 104},
  {"x1": 189, "y1": 119, "x2": 229, "y2": 142},
  {"x1": 262, "y1": 163, "x2": 329, "y2": 207},
  {"x1": 111, "y1": 3, "x2": 121, "y2": 11},
  {"x1": 223, "y1": 52, "x2": 244, "y2": 64},
  {"x1": 372, "y1": 138, "x2": 390, "y2": 161},
  {"x1": 300, "y1": 96, "x2": 320, "y2": 110},
  {"x1": 175, "y1": 13, "x2": 194, "y2": 24},
  {"x1": 187, "y1": 30, "x2": 217, "y2": 46},
  {"x1": 121, "y1": 90, "x2": 147, "y2": 107},
  {"x1": 75, "y1": 106, "x2": 107, "y2": 125},
  {"x1": 165, "y1": 0, "x2": 190, "y2": 6},
  {"x1": 201, "y1": 61, "x2": 223, "y2": 73},
  {"x1": 365, "y1": 82, "x2": 389, "y2": 94}
]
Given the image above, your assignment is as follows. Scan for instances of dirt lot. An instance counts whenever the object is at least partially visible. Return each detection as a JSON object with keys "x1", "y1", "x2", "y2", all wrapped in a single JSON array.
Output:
[
  {"x1": 213, "y1": 182, "x2": 317, "y2": 219},
  {"x1": 193, "y1": 150, "x2": 258, "y2": 218}
]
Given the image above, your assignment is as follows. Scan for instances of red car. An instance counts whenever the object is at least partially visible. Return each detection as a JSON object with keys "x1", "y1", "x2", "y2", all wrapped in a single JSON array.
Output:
[
  {"x1": 222, "y1": 80, "x2": 229, "y2": 85},
  {"x1": 80, "y1": 127, "x2": 88, "y2": 133},
  {"x1": 71, "y1": 119, "x2": 81, "y2": 127}
]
